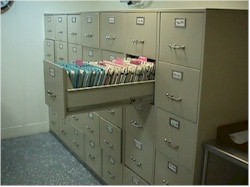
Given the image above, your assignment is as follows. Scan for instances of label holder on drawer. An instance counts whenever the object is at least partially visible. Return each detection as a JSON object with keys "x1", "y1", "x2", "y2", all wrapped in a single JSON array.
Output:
[{"x1": 168, "y1": 162, "x2": 178, "y2": 173}]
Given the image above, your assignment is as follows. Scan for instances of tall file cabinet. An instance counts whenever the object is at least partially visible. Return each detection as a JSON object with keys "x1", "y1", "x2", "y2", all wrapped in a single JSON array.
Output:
[
  {"x1": 44, "y1": 14, "x2": 55, "y2": 40},
  {"x1": 155, "y1": 9, "x2": 248, "y2": 185},
  {"x1": 67, "y1": 14, "x2": 82, "y2": 45}
]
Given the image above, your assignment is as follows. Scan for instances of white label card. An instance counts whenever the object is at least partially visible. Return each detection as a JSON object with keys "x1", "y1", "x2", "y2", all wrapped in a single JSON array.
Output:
[
  {"x1": 169, "y1": 118, "x2": 180, "y2": 129},
  {"x1": 175, "y1": 18, "x2": 186, "y2": 28},
  {"x1": 136, "y1": 17, "x2": 145, "y2": 25},
  {"x1": 108, "y1": 16, "x2": 115, "y2": 24},
  {"x1": 172, "y1": 70, "x2": 183, "y2": 80},
  {"x1": 168, "y1": 162, "x2": 178, "y2": 173}
]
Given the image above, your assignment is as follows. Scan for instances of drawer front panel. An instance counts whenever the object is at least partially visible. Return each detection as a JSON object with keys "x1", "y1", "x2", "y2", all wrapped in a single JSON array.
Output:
[
  {"x1": 67, "y1": 14, "x2": 82, "y2": 45},
  {"x1": 100, "y1": 13, "x2": 124, "y2": 53},
  {"x1": 125, "y1": 13, "x2": 157, "y2": 59},
  {"x1": 101, "y1": 50, "x2": 124, "y2": 61},
  {"x1": 156, "y1": 108, "x2": 197, "y2": 170},
  {"x1": 82, "y1": 112, "x2": 100, "y2": 145},
  {"x1": 49, "y1": 108, "x2": 59, "y2": 136},
  {"x1": 55, "y1": 41, "x2": 68, "y2": 62},
  {"x1": 44, "y1": 39, "x2": 55, "y2": 62},
  {"x1": 125, "y1": 104, "x2": 155, "y2": 144},
  {"x1": 59, "y1": 117, "x2": 71, "y2": 147},
  {"x1": 68, "y1": 43, "x2": 83, "y2": 63},
  {"x1": 125, "y1": 135, "x2": 154, "y2": 183},
  {"x1": 82, "y1": 13, "x2": 99, "y2": 48},
  {"x1": 159, "y1": 13, "x2": 204, "y2": 69},
  {"x1": 155, "y1": 62, "x2": 200, "y2": 123},
  {"x1": 100, "y1": 117, "x2": 122, "y2": 161},
  {"x1": 44, "y1": 15, "x2": 55, "y2": 40},
  {"x1": 83, "y1": 47, "x2": 101, "y2": 62},
  {"x1": 55, "y1": 15, "x2": 67, "y2": 42},
  {"x1": 102, "y1": 151, "x2": 123, "y2": 185},
  {"x1": 98, "y1": 107, "x2": 123, "y2": 129},
  {"x1": 85, "y1": 137, "x2": 102, "y2": 175},
  {"x1": 123, "y1": 166, "x2": 149, "y2": 185},
  {"x1": 154, "y1": 150, "x2": 193, "y2": 185},
  {"x1": 70, "y1": 124, "x2": 85, "y2": 161}
]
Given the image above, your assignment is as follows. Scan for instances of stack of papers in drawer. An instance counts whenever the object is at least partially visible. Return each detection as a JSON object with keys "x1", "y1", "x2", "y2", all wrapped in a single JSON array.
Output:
[{"x1": 57, "y1": 57, "x2": 155, "y2": 89}]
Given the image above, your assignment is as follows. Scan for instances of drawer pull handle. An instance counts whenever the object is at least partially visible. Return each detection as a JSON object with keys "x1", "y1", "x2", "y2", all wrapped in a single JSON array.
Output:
[
  {"x1": 70, "y1": 32, "x2": 77, "y2": 35},
  {"x1": 57, "y1": 31, "x2": 63, "y2": 34},
  {"x1": 57, "y1": 57, "x2": 64, "y2": 61},
  {"x1": 162, "y1": 180, "x2": 169, "y2": 185},
  {"x1": 72, "y1": 115, "x2": 78, "y2": 121},
  {"x1": 106, "y1": 169, "x2": 115, "y2": 179},
  {"x1": 105, "y1": 35, "x2": 115, "y2": 40},
  {"x1": 166, "y1": 93, "x2": 182, "y2": 102},
  {"x1": 47, "y1": 90, "x2": 56, "y2": 100},
  {"x1": 131, "y1": 120, "x2": 143, "y2": 128},
  {"x1": 88, "y1": 153, "x2": 95, "y2": 160},
  {"x1": 132, "y1": 38, "x2": 144, "y2": 44},
  {"x1": 164, "y1": 139, "x2": 179, "y2": 150},
  {"x1": 169, "y1": 43, "x2": 185, "y2": 49},
  {"x1": 47, "y1": 30, "x2": 52, "y2": 33},
  {"x1": 84, "y1": 33, "x2": 93, "y2": 37},
  {"x1": 73, "y1": 140, "x2": 79, "y2": 146},
  {"x1": 60, "y1": 129, "x2": 66, "y2": 135},
  {"x1": 106, "y1": 109, "x2": 115, "y2": 114},
  {"x1": 86, "y1": 126, "x2": 94, "y2": 133},
  {"x1": 130, "y1": 156, "x2": 142, "y2": 167},
  {"x1": 51, "y1": 120, "x2": 56, "y2": 125},
  {"x1": 46, "y1": 54, "x2": 51, "y2": 57},
  {"x1": 104, "y1": 140, "x2": 113, "y2": 148}
]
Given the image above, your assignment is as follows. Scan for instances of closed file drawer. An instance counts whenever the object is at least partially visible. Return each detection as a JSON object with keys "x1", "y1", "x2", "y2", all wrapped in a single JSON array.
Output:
[
  {"x1": 55, "y1": 41, "x2": 68, "y2": 62},
  {"x1": 156, "y1": 108, "x2": 197, "y2": 170},
  {"x1": 123, "y1": 166, "x2": 149, "y2": 185},
  {"x1": 159, "y1": 12, "x2": 204, "y2": 69},
  {"x1": 83, "y1": 47, "x2": 101, "y2": 62},
  {"x1": 154, "y1": 150, "x2": 193, "y2": 185},
  {"x1": 100, "y1": 13, "x2": 124, "y2": 53},
  {"x1": 55, "y1": 15, "x2": 67, "y2": 42},
  {"x1": 155, "y1": 61, "x2": 200, "y2": 123},
  {"x1": 101, "y1": 50, "x2": 124, "y2": 61},
  {"x1": 98, "y1": 107, "x2": 123, "y2": 129},
  {"x1": 82, "y1": 12, "x2": 99, "y2": 48},
  {"x1": 49, "y1": 108, "x2": 59, "y2": 136},
  {"x1": 70, "y1": 124, "x2": 85, "y2": 161},
  {"x1": 44, "y1": 14, "x2": 55, "y2": 40},
  {"x1": 125, "y1": 13, "x2": 158, "y2": 59},
  {"x1": 100, "y1": 117, "x2": 122, "y2": 161},
  {"x1": 102, "y1": 151, "x2": 123, "y2": 185},
  {"x1": 125, "y1": 134, "x2": 154, "y2": 183},
  {"x1": 125, "y1": 104, "x2": 155, "y2": 144},
  {"x1": 85, "y1": 137, "x2": 102, "y2": 175},
  {"x1": 68, "y1": 43, "x2": 83, "y2": 63},
  {"x1": 67, "y1": 14, "x2": 82, "y2": 45},
  {"x1": 44, "y1": 39, "x2": 55, "y2": 63}
]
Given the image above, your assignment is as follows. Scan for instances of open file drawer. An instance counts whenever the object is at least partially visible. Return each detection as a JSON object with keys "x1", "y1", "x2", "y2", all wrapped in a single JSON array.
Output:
[{"x1": 44, "y1": 60, "x2": 155, "y2": 117}]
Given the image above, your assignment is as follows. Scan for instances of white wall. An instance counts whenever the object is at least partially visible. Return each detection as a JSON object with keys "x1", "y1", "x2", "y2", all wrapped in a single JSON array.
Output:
[{"x1": 1, "y1": 1, "x2": 247, "y2": 139}]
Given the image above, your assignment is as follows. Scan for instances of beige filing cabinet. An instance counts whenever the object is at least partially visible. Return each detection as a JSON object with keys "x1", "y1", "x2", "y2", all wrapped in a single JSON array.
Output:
[
  {"x1": 55, "y1": 14, "x2": 67, "y2": 42},
  {"x1": 83, "y1": 47, "x2": 101, "y2": 62},
  {"x1": 67, "y1": 14, "x2": 82, "y2": 45},
  {"x1": 100, "y1": 12, "x2": 124, "y2": 53},
  {"x1": 82, "y1": 12, "x2": 100, "y2": 49},
  {"x1": 44, "y1": 39, "x2": 55, "y2": 62},
  {"x1": 155, "y1": 9, "x2": 248, "y2": 185},
  {"x1": 125, "y1": 12, "x2": 158, "y2": 59},
  {"x1": 68, "y1": 43, "x2": 83, "y2": 63},
  {"x1": 44, "y1": 14, "x2": 55, "y2": 40}
]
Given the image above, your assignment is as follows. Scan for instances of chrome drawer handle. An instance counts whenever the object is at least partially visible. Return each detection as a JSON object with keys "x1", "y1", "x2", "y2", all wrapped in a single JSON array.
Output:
[
  {"x1": 164, "y1": 139, "x2": 179, "y2": 150},
  {"x1": 70, "y1": 32, "x2": 77, "y2": 35},
  {"x1": 60, "y1": 129, "x2": 66, "y2": 135},
  {"x1": 86, "y1": 126, "x2": 94, "y2": 133},
  {"x1": 88, "y1": 153, "x2": 95, "y2": 160},
  {"x1": 84, "y1": 33, "x2": 93, "y2": 37},
  {"x1": 47, "y1": 90, "x2": 56, "y2": 100},
  {"x1": 104, "y1": 140, "x2": 113, "y2": 148},
  {"x1": 130, "y1": 156, "x2": 142, "y2": 167},
  {"x1": 72, "y1": 115, "x2": 78, "y2": 121},
  {"x1": 73, "y1": 140, "x2": 79, "y2": 146},
  {"x1": 162, "y1": 180, "x2": 169, "y2": 185},
  {"x1": 57, "y1": 57, "x2": 64, "y2": 61},
  {"x1": 132, "y1": 38, "x2": 144, "y2": 44},
  {"x1": 106, "y1": 109, "x2": 115, "y2": 114},
  {"x1": 131, "y1": 120, "x2": 143, "y2": 128},
  {"x1": 106, "y1": 169, "x2": 115, "y2": 179},
  {"x1": 57, "y1": 31, "x2": 63, "y2": 34},
  {"x1": 105, "y1": 35, "x2": 115, "y2": 40},
  {"x1": 166, "y1": 93, "x2": 182, "y2": 102},
  {"x1": 169, "y1": 43, "x2": 185, "y2": 49},
  {"x1": 47, "y1": 30, "x2": 52, "y2": 32}
]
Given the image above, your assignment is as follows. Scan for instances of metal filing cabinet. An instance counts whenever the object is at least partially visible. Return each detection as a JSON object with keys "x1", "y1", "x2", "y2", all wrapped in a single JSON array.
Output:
[
  {"x1": 83, "y1": 47, "x2": 101, "y2": 62},
  {"x1": 67, "y1": 14, "x2": 82, "y2": 45},
  {"x1": 44, "y1": 39, "x2": 55, "y2": 62},
  {"x1": 44, "y1": 14, "x2": 55, "y2": 40},
  {"x1": 68, "y1": 43, "x2": 83, "y2": 63},
  {"x1": 125, "y1": 12, "x2": 158, "y2": 59},
  {"x1": 55, "y1": 41, "x2": 68, "y2": 62},
  {"x1": 102, "y1": 151, "x2": 123, "y2": 185},
  {"x1": 123, "y1": 166, "x2": 149, "y2": 185},
  {"x1": 100, "y1": 12, "x2": 124, "y2": 53},
  {"x1": 82, "y1": 12, "x2": 99, "y2": 48},
  {"x1": 55, "y1": 14, "x2": 67, "y2": 42}
]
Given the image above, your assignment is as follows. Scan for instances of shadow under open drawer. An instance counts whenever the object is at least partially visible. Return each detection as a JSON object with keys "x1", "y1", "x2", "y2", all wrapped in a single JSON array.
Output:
[{"x1": 44, "y1": 60, "x2": 155, "y2": 117}]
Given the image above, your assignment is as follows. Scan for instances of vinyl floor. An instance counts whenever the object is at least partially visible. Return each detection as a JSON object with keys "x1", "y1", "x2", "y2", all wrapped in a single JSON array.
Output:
[{"x1": 1, "y1": 132, "x2": 101, "y2": 185}]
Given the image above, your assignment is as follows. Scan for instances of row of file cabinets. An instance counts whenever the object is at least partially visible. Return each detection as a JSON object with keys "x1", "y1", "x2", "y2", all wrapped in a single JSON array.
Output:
[
  {"x1": 44, "y1": 39, "x2": 124, "y2": 63},
  {"x1": 45, "y1": 12, "x2": 157, "y2": 59}
]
